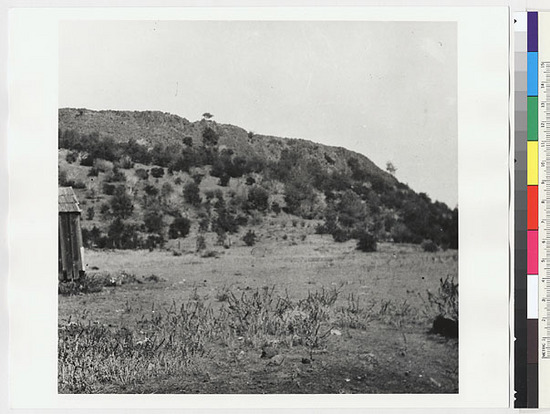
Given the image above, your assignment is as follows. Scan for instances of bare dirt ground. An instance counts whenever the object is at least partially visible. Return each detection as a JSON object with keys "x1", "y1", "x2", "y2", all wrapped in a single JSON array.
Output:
[{"x1": 58, "y1": 233, "x2": 458, "y2": 394}]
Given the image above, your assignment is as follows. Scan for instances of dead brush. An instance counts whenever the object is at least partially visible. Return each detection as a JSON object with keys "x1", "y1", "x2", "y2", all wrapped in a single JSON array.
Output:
[
  {"x1": 375, "y1": 299, "x2": 418, "y2": 328},
  {"x1": 420, "y1": 274, "x2": 458, "y2": 322},
  {"x1": 59, "y1": 284, "x2": 366, "y2": 393},
  {"x1": 334, "y1": 293, "x2": 375, "y2": 330}
]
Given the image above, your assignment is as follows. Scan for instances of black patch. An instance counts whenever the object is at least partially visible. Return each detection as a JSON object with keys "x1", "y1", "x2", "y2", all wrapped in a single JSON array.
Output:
[{"x1": 429, "y1": 315, "x2": 458, "y2": 339}]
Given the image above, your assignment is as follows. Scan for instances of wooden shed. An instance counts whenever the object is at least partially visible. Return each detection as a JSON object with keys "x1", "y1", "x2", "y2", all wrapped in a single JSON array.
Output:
[{"x1": 58, "y1": 187, "x2": 85, "y2": 281}]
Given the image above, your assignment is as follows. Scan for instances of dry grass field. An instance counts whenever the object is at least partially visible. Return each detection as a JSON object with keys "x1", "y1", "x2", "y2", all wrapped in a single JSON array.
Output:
[{"x1": 58, "y1": 230, "x2": 458, "y2": 394}]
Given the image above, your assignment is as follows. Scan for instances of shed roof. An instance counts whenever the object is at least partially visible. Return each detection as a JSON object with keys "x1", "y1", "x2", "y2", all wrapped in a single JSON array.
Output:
[{"x1": 59, "y1": 187, "x2": 81, "y2": 213}]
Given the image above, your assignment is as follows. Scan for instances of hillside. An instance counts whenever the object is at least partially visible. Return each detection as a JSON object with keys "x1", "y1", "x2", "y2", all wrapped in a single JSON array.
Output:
[{"x1": 58, "y1": 108, "x2": 458, "y2": 252}]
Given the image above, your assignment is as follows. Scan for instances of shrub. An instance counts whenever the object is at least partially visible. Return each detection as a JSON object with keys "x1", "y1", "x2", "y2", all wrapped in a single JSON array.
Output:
[
  {"x1": 421, "y1": 239, "x2": 439, "y2": 252},
  {"x1": 183, "y1": 136, "x2": 193, "y2": 147},
  {"x1": 247, "y1": 186, "x2": 269, "y2": 211},
  {"x1": 218, "y1": 173, "x2": 230, "y2": 187},
  {"x1": 110, "y1": 187, "x2": 134, "y2": 219},
  {"x1": 201, "y1": 250, "x2": 219, "y2": 258},
  {"x1": 196, "y1": 235, "x2": 206, "y2": 252},
  {"x1": 192, "y1": 173, "x2": 204, "y2": 185},
  {"x1": 161, "y1": 182, "x2": 174, "y2": 199},
  {"x1": 143, "y1": 184, "x2": 158, "y2": 197},
  {"x1": 71, "y1": 180, "x2": 86, "y2": 189},
  {"x1": 107, "y1": 218, "x2": 141, "y2": 248},
  {"x1": 146, "y1": 234, "x2": 165, "y2": 250},
  {"x1": 118, "y1": 155, "x2": 134, "y2": 169},
  {"x1": 80, "y1": 155, "x2": 94, "y2": 167},
  {"x1": 183, "y1": 182, "x2": 201, "y2": 206},
  {"x1": 143, "y1": 210, "x2": 165, "y2": 234},
  {"x1": 212, "y1": 208, "x2": 239, "y2": 234},
  {"x1": 215, "y1": 229, "x2": 227, "y2": 246},
  {"x1": 356, "y1": 231, "x2": 378, "y2": 252},
  {"x1": 58, "y1": 273, "x2": 104, "y2": 295},
  {"x1": 242, "y1": 230, "x2": 257, "y2": 246},
  {"x1": 168, "y1": 217, "x2": 191, "y2": 239},
  {"x1": 135, "y1": 168, "x2": 149, "y2": 180},
  {"x1": 246, "y1": 176, "x2": 256, "y2": 186},
  {"x1": 86, "y1": 206, "x2": 95, "y2": 221},
  {"x1": 66, "y1": 151, "x2": 79, "y2": 163},
  {"x1": 332, "y1": 228, "x2": 351, "y2": 243},
  {"x1": 202, "y1": 127, "x2": 219, "y2": 147},
  {"x1": 151, "y1": 167, "x2": 165, "y2": 178},
  {"x1": 99, "y1": 203, "x2": 111, "y2": 218},
  {"x1": 198, "y1": 216, "x2": 210, "y2": 232},
  {"x1": 94, "y1": 159, "x2": 114, "y2": 173},
  {"x1": 81, "y1": 225, "x2": 102, "y2": 248},
  {"x1": 105, "y1": 167, "x2": 126, "y2": 183},
  {"x1": 424, "y1": 275, "x2": 458, "y2": 322},
  {"x1": 102, "y1": 182, "x2": 116, "y2": 195}
]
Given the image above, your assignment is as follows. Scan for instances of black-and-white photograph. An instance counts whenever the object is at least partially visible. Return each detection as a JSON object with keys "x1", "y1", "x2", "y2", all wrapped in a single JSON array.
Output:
[{"x1": 57, "y1": 20, "x2": 458, "y2": 394}]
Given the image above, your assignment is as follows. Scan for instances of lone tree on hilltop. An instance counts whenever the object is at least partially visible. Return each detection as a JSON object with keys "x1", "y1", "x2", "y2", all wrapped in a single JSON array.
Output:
[
  {"x1": 386, "y1": 161, "x2": 397, "y2": 176},
  {"x1": 202, "y1": 112, "x2": 214, "y2": 120}
]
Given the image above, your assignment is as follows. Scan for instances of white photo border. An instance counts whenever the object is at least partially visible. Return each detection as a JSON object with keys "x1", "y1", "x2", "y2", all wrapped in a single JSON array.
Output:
[{"x1": 8, "y1": 6, "x2": 509, "y2": 409}]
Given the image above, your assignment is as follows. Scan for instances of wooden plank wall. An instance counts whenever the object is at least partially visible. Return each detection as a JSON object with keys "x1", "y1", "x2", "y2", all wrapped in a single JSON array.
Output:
[{"x1": 58, "y1": 213, "x2": 84, "y2": 281}]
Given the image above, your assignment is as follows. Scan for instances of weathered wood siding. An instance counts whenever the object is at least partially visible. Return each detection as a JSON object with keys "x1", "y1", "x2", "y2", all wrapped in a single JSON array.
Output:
[{"x1": 58, "y1": 212, "x2": 84, "y2": 281}]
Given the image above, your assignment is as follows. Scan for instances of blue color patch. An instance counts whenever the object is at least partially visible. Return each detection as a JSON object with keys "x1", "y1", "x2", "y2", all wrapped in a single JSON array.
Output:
[{"x1": 527, "y1": 52, "x2": 538, "y2": 96}]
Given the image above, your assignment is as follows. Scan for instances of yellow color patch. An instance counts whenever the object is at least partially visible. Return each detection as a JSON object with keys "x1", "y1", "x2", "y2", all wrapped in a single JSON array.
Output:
[{"x1": 527, "y1": 141, "x2": 538, "y2": 185}]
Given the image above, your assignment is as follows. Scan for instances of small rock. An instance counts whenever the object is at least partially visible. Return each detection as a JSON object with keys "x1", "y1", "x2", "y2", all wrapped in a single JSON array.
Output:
[
  {"x1": 301, "y1": 358, "x2": 311, "y2": 364},
  {"x1": 330, "y1": 329, "x2": 342, "y2": 336},
  {"x1": 268, "y1": 354, "x2": 285, "y2": 366}
]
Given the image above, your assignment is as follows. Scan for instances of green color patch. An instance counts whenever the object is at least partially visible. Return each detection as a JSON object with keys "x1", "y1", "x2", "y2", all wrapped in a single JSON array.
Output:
[{"x1": 528, "y1": 96, "x2": 538, "y2": 141}]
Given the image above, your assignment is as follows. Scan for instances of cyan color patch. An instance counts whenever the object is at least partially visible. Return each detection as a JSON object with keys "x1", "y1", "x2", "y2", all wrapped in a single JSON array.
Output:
[{"x1": 528, "y1": 52, "x2": 538, "y2": 96}]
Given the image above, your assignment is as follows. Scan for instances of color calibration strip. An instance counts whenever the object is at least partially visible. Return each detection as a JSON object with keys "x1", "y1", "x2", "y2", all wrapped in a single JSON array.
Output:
[
  {"x1": 514, "y1": 11, "x2": 528, "y2": 408},
  {"x1": 517, "y1": 12, "x2": 550, "y2": 407},
  {"x1": 538, "y1": 12, "x2": 550, "y2": 409},
  {"x1": 527, "y1": 10, "x2": 539, "y2": 409}
]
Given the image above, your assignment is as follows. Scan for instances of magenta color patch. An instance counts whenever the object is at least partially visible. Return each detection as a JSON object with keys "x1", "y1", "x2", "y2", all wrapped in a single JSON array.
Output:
[{"x1": 527, "y1": 230, "x2": 538, "y2": 275}]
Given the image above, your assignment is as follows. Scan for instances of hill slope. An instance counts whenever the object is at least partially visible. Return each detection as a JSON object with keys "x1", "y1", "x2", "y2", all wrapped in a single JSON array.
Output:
[{"x1": 58, "y1": 108, "x2": 457, "y2": 251}]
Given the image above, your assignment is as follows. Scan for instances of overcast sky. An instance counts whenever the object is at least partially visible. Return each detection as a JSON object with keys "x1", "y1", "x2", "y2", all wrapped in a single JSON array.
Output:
[{"x1": 60, "y1": 20, "x2": 457, "y2": 208}]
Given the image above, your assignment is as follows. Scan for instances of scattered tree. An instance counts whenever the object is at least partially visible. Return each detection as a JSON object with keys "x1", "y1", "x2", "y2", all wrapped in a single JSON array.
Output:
[
  {"x1": 247, "y1": 186, "x2": 269, "y2": 211},
  {"x1": 151, "y1": 167, "x2": 165, "y2": 178},
  {"x1": 168, "y1": 217, "x2": 191, "y2": 239},
  {"x1": 202, "y1": 127, "x2": 219, "y2": 147},
  {"x1": 183, "y1": 182, "x2": 201, "y2": 206},
  {"x1": 242, "y1": 230, "x2": 257, "y2": 246},
  {"x1": 110, "y1": 187, "x2": 134, "y2": 219},
  {"x1": 386, "y1": 161, "x2": 397, "y2": 175},
  {"x1": 86, "y1": 206, "x2": 95, "y2": 221}
]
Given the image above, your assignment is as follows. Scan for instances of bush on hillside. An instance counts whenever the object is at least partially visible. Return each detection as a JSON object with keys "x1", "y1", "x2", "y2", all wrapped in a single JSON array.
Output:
[
  {"x1": 143, "y1": 210, "x2": 165, "y2": 234},
  {"x1": 202, "y1": 127, "x2": 219, "y2": 147},
  {"x1": 109, "y1": 187, "x2": 134, "y2": 219},
  {"x1": 247, "y1": 186, "x2": 269, "y2": 212},
  {"x1": 66, "y1": 151, "x2": 79, "y2": 164},
  {"x1": 242, "y1": 230, "x2": 257, "y2": 246},
  {"x1": 421, "y1": 239, "x2": 439, "y2": 252},
  {"x1": 356, "y1": 231, "x2": 377, "y2": 252},
  {"x1": 168, "y1": 217, "x2": 191, "y2": 239},
  {"x1": 218, "y1": 173, "x2": 230, "y2": 187},
  {"x1": 151, "y1": 167, "x2": 165, "y2": 178},
  {"x1": 135, "y1": 168, "x2": 149, "y2": 180},
  {"x1": 183, "y1": 182, "x2": 201, "y2": 206}
]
